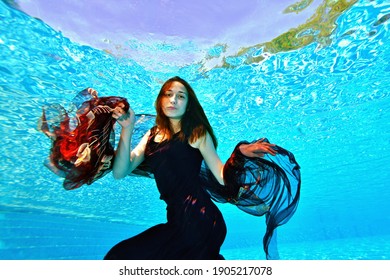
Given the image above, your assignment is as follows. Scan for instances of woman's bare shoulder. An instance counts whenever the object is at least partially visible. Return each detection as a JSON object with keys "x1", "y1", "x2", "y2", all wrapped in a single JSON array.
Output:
[{"x1": 189, "y1": 131, "x2": 209, "y2": 149}]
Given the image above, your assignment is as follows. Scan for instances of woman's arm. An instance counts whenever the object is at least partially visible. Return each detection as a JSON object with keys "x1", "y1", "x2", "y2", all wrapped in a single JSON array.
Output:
[
  {"x1": 111, "y1": 105, "x2": 149, "y2": 179},
  {"x1": 196, "y1": 133, "x2": 278, "y2": 185},
  {"x1": 196, "y1": 132, "x2": 225, "y2": 185}
]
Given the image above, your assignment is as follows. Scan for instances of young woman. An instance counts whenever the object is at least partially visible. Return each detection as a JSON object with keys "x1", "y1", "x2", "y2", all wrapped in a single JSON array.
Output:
[
  {"x1": 40, "y1": 77, "x2": 300, "y2": 260},
  {"x1": 104, "y1": 76, "x2": 278, "y2": 260}
]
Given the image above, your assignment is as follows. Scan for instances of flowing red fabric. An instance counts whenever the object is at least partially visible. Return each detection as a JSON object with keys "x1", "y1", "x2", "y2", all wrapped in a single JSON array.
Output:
[{"x1": 39, "y1": 89, "x2": 129, "y2": 190}]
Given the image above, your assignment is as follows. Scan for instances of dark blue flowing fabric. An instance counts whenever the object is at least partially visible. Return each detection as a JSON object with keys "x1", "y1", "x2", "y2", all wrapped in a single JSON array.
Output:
[
  {"x1": 199, "y1": 141, "x2": 301, "y2": 259},
  {"x1": 40, "y1": 91, "x2": 301, "y2": 259}
]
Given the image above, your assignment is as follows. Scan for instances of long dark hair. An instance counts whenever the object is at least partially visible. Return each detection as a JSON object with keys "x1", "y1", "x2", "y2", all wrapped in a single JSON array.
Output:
[{"x1": 155, "y1": 76, "x2": 218, "y2": 148}]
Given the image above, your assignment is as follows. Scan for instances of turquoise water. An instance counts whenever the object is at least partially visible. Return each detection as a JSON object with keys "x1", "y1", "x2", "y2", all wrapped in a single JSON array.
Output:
[{"x1": 0, "y1": 0, "x2": 389, "y2": 260}]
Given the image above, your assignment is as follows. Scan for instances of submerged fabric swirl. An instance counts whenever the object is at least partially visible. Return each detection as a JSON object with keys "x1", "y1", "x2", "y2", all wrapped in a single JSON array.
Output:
[
  {"x1": 199, "y1": 141, "x2": 301, "y2": 259},
  {"x1": 39, "y1": 91, "x2": 301, "y2": 259},
  {"x1": 38, "y1": 89, "x2": 130, "y2": 190}
]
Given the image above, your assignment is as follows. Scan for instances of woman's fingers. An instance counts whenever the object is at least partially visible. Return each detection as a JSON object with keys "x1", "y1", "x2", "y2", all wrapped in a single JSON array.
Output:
[
  {"x1": 267, "y1": 147, "x2": 277, "y2": 156},
  {"x1": 115, "y1": 106, "x2": 126, "y2": 114},
  {"x1": 263, "y1": 143, "x2": 277, "y2": 156},
  {"x1": 112, "y1": 106, "x2": 135, "y2": 128},
  {"x1": 240, "y1": 141, "x2": 278, "y2": 158},
  {"x1": 255, "y1": 138, "x2": 276, "y2": 148},
  {"x1": 254, "y1": 142, "x2": 277, "y2": 156},
  {"x1": 112, "y1": 106, "x2": 126, "y2": 119}
]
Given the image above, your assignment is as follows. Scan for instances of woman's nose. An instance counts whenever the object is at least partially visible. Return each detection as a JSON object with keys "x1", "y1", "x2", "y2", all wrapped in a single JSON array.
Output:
[{"x1": 170, "y1": 95, "x2": 177, "y2": 103}]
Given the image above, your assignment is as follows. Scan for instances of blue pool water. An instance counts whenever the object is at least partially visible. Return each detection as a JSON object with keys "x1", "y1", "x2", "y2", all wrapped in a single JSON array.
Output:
[{"x1": 0, "y1": 0, "x2": 389, "y2": 260}]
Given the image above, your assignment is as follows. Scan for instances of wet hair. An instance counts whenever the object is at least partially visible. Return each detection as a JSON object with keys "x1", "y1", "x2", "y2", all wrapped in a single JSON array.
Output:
[{"x1": 155, "y1": 76, "x2": 218, "y2": 148}]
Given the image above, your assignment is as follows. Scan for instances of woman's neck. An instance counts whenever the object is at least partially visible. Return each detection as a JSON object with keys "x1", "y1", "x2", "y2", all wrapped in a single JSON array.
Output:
[{"x1": 169, "y1": 119, "x2": 181, "y2": 134}]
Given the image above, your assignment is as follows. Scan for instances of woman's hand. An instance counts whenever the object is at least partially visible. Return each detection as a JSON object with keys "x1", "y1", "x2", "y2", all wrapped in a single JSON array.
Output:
[
  {"x1": 112, "y1": 103, "x2": 135, "y2": 129},
  {"x1": 239, "y1": 138, "x2": 277, "y2": 158}
]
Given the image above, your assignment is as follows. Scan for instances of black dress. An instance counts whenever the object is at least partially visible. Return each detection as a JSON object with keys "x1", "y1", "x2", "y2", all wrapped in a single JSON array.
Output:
[{"x1": 104, "y1": 128, "x2": 227, "y2": 259}]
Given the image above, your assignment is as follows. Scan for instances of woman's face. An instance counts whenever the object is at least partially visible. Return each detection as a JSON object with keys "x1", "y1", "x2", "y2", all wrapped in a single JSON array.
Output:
[{"x1": 161, "y1": 81, "x2": 188, "y2": 120}]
